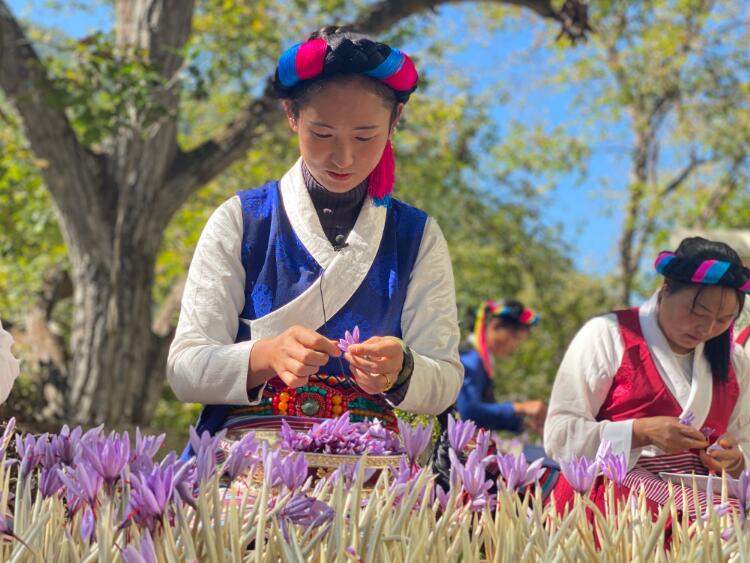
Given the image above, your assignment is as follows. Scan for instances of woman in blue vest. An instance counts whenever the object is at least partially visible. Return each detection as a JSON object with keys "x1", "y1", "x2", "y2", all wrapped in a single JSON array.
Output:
[
  {"x1": 457, "y1": 299, "x2": 546, "y2": 434},
  {"x1": 167, "y1": 27, "x2": 463, "y2": 449}
]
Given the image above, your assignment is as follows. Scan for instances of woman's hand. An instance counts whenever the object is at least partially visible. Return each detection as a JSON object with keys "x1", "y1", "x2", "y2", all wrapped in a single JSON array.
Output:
[
  {"x1": 513, "y1": 400, "x2": 547, "y2": 434},
  {"x1": 632, "y1": 416, "x2": 709, "y2": 453},
  {"x1": 249, "y1": 326, "x2": 340, "y2": 389},
  {"x1": 700, "y1": 434, "x2": 745, "y2": 478},
  {"x1": 345, "y1": 336, "x2": 404, "y2": 395}
]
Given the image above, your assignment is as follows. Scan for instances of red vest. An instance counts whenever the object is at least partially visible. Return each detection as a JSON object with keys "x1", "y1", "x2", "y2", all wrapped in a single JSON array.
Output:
[
  {"x1": 738, "y1": 325, "x2": 750, "y2": 347},
  {"x1": 596, "y1": 309, "x2": 739, "y2": 437}
]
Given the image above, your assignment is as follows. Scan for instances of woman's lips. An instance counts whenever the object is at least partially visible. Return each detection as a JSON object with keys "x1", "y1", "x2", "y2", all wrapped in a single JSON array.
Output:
[{"x1": 327, "y1": 170, "x2": 352, "y2": 181}]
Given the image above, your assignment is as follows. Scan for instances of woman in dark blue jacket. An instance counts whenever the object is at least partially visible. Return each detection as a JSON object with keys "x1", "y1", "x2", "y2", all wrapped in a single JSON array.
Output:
[{"x1": 456, "y1": 299, "x2": 546, "y2": 434}]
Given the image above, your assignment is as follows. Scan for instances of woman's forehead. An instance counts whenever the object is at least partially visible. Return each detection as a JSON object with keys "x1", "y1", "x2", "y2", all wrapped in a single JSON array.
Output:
[{"x1": 685, "y1": 285, "x2": 740, "y2": 315}]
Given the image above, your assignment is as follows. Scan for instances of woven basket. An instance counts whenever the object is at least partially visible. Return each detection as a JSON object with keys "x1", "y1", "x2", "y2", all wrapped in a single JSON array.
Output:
[{"x1": 220, "y1": 431, "x2": 404, "y2": 488}]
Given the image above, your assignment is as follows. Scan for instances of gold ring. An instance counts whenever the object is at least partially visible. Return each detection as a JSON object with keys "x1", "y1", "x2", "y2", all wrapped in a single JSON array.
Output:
[{"x1": 382, "y1": 373, "x2": 394, "y2": 392}]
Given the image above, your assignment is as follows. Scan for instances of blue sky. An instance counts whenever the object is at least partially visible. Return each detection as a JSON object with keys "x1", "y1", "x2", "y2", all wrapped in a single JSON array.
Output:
[{"x1": 6, "y1": 0, "x2": 628, "y2": 276}]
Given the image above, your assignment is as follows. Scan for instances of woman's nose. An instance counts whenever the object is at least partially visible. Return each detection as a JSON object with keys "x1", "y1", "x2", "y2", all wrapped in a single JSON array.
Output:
[{"x1": 331, "y1": 142, "x2": 354, "y2": 169}]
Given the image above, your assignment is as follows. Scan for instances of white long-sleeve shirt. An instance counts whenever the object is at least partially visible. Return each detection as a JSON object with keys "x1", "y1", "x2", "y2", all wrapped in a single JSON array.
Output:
[
  {"x1": 544, "y1": 292, "x2": 750, "y2": 469},
  {"x1": 167, "y1": 161, "x2": 463, "y2": 415},
  {"x1": 0, "y1": 321, "x2": 19, "y2": 404}
]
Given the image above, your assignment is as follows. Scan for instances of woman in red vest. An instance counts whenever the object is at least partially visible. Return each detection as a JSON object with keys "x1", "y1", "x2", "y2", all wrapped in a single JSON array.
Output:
[{"x1": 545, "y1": 237, "x2": 750, "y2": 514}]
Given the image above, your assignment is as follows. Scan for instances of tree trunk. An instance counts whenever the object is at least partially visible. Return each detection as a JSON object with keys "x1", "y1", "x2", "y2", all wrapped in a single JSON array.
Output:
[{"x1": 67, "y1": 232, "x2": 162, "y2": 425}]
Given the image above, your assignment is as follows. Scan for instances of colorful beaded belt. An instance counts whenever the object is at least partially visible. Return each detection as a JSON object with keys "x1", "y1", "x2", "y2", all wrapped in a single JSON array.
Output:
[{"x1": 224, "y1": 374, "x2": 397, "y2": 430}]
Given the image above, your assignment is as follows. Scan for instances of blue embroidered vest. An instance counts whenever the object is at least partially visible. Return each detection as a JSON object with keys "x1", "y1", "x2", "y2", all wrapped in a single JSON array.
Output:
[{"x1": 182, "y1": 181, "x2": 427, "y2": 458}]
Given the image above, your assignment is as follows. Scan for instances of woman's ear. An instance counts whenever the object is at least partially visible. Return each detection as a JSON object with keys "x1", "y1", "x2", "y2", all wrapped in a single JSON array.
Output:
[
  {"x1": 282, "y1": 100, "x2": 299, "y2": 132},
  {"x1": 389, "y1": 103, "x2": 405, "y2": 137}
]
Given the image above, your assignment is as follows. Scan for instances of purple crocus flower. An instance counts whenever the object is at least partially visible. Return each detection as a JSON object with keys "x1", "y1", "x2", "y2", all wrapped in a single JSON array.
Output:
[
  {"x1": 278, "y1": 420, "x2": 313, "y2": 452},
  {"x1": 559, "y1": 455, "x2": 598, "y2": 495},
  {"x1": 729, "y1": 470, "x2": 750, "y2": 523},
  {"x1": 700, "y1": 426, "x2": 715, "y2": 440},
  {"x1": 188, "y1": 426, "x2": 226, "y2": 483},
  {"x1": 495, "y1": 453, "x2": 545, "y2": 491},
  {"x1": 596, "y1": 441, "x2": 628, "y2": 485},
  {"x1": 678, "y1": 412, "x2": 695, "y2": 426},
  {"x1": 434, "y1": 484, "x2": 451, "y2": 511},
  {"x1": 474, "y1": 429, "x2": 491, "y2": 460},
  {"x1": 279, "y1": 493, "x2": 334, "y2": 529},
  {"x1": 222, "y1": 431, "x2": 260, "y2": 482},
  {"x1": 50, "y1": 425, "x2": 83, "y2": 466},
  {"x1": 702, "y1": 473, "x2": 732, "y2": 521},
  {"x1": 80, "y1": 506, "x2": 95, "y2": 542},
  {"x1": 15, "y1": 433, "x2": 43, "y2": 478},
  {"x1": 171, "y1": 457, "x2": 197, "y2": 509},
  {"x1": 40, "y1": 464, "x2": 65, "y2": 498},
  {"x1": 707, "y1": 442, "x2": 725, "y2": 453},
  {"x1": 59, "y1": 460, "x2": 103, "y2": 508},
  {"x1": 130, "y1": 429, "x2": 165, "y2": 474},
  {"x1": 447, "y1": 415, "x2": 476, "y2": 454},
  {"x1": 121, "y1": 530, "x2": 157, "y2": 563},
  {"x1": 274, "y1": 452, "x2": 309, "y2": 492},
  {"x1": 338, "y1": 326, "x2": 361, "y2": 353},
  {"x1": 81, "y1": 431, "x2": 130, "y2": 486},
  {"x1": 397, "y1": 419, "x2": 433, "y2": 466},
  {"x1": 127, "y1": 463, "x2": 175, "y2": 532},
  {"x1": 449, "y1": 449, "x2": 493, "y2": 511}
]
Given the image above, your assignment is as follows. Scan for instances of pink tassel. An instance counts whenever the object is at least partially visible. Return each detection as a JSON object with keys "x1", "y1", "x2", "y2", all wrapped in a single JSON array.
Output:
[{"x1": 368, "y1": 140, "x2": 395, "y2": 200}]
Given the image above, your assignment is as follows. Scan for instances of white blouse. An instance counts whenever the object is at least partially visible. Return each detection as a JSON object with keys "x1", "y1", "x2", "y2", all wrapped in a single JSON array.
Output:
[
  {"x1": 0, "y1": 321, "x2": 19, "y2": 405},
  {"x1": 167, "y1": 160, "x2": 464, "y2": 415},
  {"x1": 544, "y1": 292, "x2": 750, "y2": 469}
]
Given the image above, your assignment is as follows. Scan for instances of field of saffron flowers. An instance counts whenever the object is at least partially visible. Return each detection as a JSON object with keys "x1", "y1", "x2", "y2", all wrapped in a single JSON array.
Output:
[{"x1": 0, "y1": 414, "x2": 748, "y2": 562}]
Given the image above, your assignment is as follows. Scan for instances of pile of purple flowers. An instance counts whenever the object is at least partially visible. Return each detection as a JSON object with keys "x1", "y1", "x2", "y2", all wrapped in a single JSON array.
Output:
[{"x1": 278, "y1": 413, "x2": 404, "y2": 456}]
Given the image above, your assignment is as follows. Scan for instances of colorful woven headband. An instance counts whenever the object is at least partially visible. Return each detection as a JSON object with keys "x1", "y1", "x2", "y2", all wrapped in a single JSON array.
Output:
[
  {"x1": 474, "y1": 300, "x2": 539, "y2": 378},
  {"x1": 275, "y1": 38, "x2": 419, "y2": 101},
  {"x1": 654, "y1": 251, "x2": 750, "y2": 293},
  {"x1": 274, "y1": 36, "x2": 419, "y2": 204}
]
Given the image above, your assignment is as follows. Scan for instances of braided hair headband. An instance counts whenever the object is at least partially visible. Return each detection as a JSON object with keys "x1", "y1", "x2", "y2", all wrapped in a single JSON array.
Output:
[
  {"x1": 274, "y1": 36, "x2": 419, "y2": 204},
  {"x1": 474, "y1": 300, "x2": 539, "y2": 378},
  {"x1": 654, "y1": 251, "x2": 750, "y2": 293}
]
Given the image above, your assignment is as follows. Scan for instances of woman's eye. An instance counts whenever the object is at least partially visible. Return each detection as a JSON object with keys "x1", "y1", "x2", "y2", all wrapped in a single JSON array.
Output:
[
  {"x1": 355, "y1": 136, "x2": 376, "y2": 142},
  {"x1": 312, "y1": 131, "x2": 332, "y2": 139}
]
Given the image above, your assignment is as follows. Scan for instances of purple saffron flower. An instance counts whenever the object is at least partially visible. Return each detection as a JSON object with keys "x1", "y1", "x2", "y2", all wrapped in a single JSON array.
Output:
[
  {"x1": 127, "y1": 464, "x2": 175, "y2": 532},
  {"x1": 130, "y1": 429, "x2": 165, "y2": 474},
  {"x1": 560, "y1": 455, "x2": 598, "y2": 495},
  {"x1": 171, "y1": 457, "x2": 197, "y2": 509},
  {"x1": 678, "y1": 412, "x2": 695, "y2": 426},
  {"x1": 495, "y1": 453, "x2": 545, "y2": 491},
  {"x1": 474, "y1": 429, "x2": 491, "y2": 460},
  {"x1": 278, "y1": 420, "x2": 313, "y2": 451},
  {"x1": 15, "y1": 433, "x2": 43, "y2": 478},
  {"x1": 434, "y1": 484, "x2": 451, "y2": 511},
  {"x1": 80, "y1": 431, "x2": 130, "y2": 486},
  {"x1": 279, "y1": 493, "x2": 334, "y2": 529},
  {"x1": 222, "y1": 432, "x2": 260, "y2": 481},
  {"x1": 707, "y1": 442, "x2": 725, "y2": 453},
  {"x1": 80, "y1": 506, "x2": 95, "y2": 542},
  {"x1": 397, "y1": 419, "x2": 433, "y2": 466},
  {"x1": 700, "y1": 426, "x2": 715, "y2": 440},
  {"x1": 40, "y1": 465, "x2": 65, "y2": 498},
  {"x1": 447, "y1": 415, "x2": 476, "y2": 454},
  {"x1": 729, "y1": 470, "x2": 750, "y2": 522},
  {"x1": 59, "y1": 460, "x2": 103, "y2": 508},
  {"x1": 50, "y1": 425, "x2": 83, "y2": 466},
  {"x1": 188, "y1": 426, "x2": 226, "y2": 483},
  {"x1": 274, "y1": 452, "x2": 309, "y2": 492},
  {"x1": 449, "y1": 449, "x2": 493, "y2": 511},
  {"x1": 121, "y1": 530, "x2": 157, "y2": 563},
  {"x1": 702, "y1": 473, "x2": 732, "y2": 521},
  {"x1": 596, "y1": 441, "x2": 628, "y2": 485},
  {"x1": 329, "y1": 459, "x2": 376, "y2": 488},
  {"x1": 338, "y1": 326, "x2": 361, "y2": 353}
]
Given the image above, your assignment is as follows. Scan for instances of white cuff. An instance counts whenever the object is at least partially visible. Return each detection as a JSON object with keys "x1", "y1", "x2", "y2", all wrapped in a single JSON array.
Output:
[{"x1": 601, "y1": 419, "x2": 640, "y2": 469}]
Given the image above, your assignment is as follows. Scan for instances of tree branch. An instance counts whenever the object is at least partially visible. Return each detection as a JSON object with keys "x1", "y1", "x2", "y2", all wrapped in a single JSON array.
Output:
[
  {"x1": 661, "y1": 152, "x2": 710, "y2": 196},
  {"x1": 162, "y1": 0, "x2": 591, "y2": 217},
  {"x1": 693, "y1": 157, "x2": 746, "y2": 228},
  {"x1": 0, "y1": 1, "x2": 107, "y2": 258}
]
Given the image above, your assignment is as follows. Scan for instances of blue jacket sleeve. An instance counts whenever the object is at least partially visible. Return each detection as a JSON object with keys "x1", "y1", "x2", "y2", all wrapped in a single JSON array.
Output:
[{"x1": 455, "y1": 354, "x2": 524, "y2": 433}]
